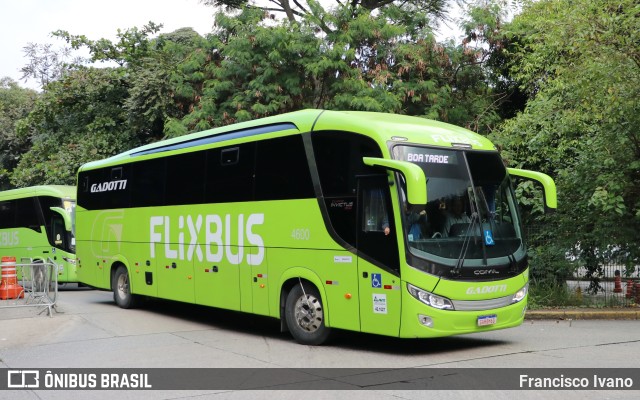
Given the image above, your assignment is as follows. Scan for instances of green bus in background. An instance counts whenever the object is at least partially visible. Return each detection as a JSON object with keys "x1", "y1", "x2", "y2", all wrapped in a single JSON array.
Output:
[
  {"x1": 76, "y1": 109, "x2": 556, "y2": 345},
  {"x1": 0, "y1": 185, "x2": 77, "y2": 282}
]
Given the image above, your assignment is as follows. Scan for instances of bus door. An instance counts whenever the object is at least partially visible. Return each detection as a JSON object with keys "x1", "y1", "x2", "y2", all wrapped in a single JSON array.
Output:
[
  {"x1": 49, "y1": 213, "x2": 67, "y2": 280},
  {"x1": 356, "y1": 175, "x2": 402, "y2": 336}
]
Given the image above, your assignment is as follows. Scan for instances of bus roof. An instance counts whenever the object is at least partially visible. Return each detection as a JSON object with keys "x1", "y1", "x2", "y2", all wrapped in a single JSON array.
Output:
[
  {"x1": 0, "y1": 185, "x2": 76, "y2": 201},
  {"x1": 79, "y1": 109, "x2": 496, "y2": 170},
  {"x1": 314, "y1": 110, "x2": 496, "y2": 151}
]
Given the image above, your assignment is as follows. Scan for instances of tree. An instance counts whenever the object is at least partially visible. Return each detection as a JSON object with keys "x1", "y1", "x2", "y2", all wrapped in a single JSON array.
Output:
[
  {"x1": 0, "y1": 78, "x2": 38, "y2": 188},
  {"x1": 203, "y1": 0, "x2": 450, "y2": 34},
  {"x1": 9, "y1": 2, "x2": 506, "y2": 187},
  {"x1": 54, "y1": 24, "x2": 212, "y2": 140},
  {"x1": 9, "y1": 25, "x2": 217, "y2": 186},
  {"x1": 10, "y1": 67, "x2": 137, "y2": 186},
  {"x1": 20, "y1": 43, "x2": 84, "y2": 88},
  {"x1": 180, "y1": 4, "x2": 501, "y2": 132},
  {"x1": 490, "y1": 0, "x2": 640, "y2": 289}
]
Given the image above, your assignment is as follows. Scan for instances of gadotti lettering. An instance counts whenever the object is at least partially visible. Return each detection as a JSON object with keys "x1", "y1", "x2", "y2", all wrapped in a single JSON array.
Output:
[
  {"x1": 466, "y1": 284, "x2": 507, "y2": 295},
  {"x1": 90, "y1": 180, "x2": 127, "y2": 193}
]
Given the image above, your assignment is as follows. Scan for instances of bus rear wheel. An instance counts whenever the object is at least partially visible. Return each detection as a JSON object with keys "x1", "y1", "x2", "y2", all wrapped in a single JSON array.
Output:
[
  {"x1": 112, "y1": 266, "x2": 137, "y2": 309},
  {"x1": 285, "y1": 282, "x2": 331, "y2": 345}
]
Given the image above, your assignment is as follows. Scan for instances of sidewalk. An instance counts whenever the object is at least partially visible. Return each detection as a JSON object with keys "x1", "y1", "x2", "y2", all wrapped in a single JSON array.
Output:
[{"x1": 525, "y1": 308, "x2": 640, "y2": 320}]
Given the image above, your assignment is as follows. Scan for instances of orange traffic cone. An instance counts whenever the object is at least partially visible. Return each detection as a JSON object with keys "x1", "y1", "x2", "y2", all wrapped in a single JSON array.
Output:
[
  {"x1": 626, "y1": 280, "x2": 635, "y2": 299},
  {"x1": 613, "y1": 270, "x2": 622, "y2": 293},
  {"x1": 0, "y1": 256, "x2": 24, "y2": 300}
]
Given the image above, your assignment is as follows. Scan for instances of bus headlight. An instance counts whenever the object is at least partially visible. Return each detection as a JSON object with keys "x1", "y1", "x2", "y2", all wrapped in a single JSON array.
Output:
[
  {"x1": 511, "y1": 283, "x2": 528, "y2": 304},
  {"x1": 407, "y1": 284, "x2": 454, "y2": 310}
]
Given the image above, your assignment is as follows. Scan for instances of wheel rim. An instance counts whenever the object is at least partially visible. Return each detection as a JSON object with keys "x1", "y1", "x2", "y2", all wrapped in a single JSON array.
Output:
[
  {"x1": 294, "y1": 293, "x2": 323, "y2": 333},
  {"x1": 116, "y1": 273, "x2": 129, "y2": 299}
]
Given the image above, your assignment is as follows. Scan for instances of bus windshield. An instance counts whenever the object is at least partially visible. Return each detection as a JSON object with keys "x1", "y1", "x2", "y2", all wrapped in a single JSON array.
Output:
[
  {"x1": 39, "y1": 196, "x2": 76, "y2": 254},
  {"x1": 393, "y1": 145, "x2": 525, "y2": 267},
  {"x1": 64, "y1": 199, "x2": 77, "y2": 251}
]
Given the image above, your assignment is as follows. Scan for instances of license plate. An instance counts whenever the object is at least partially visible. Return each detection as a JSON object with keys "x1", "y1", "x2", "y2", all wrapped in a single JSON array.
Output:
[{"x1": 477, "y1": 315, "x2": 497, "y2": 326}]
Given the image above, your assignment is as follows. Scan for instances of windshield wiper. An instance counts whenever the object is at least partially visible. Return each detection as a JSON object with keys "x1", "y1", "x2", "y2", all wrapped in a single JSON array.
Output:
[
  {"x1": 453, "y1": 210, "x2": 480, "y2": 274},
  {"x1": 455, "y1": 153, "x2": 492, "y2": 272}
]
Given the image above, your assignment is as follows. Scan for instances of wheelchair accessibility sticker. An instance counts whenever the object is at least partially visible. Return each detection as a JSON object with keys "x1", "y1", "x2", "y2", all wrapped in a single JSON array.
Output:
[
  {"x1": 371, "y1": 273, "x2": 382, "y2": 288},
  {"x1": 484, "y1": 229, "x2": 495, "y2": 246}
]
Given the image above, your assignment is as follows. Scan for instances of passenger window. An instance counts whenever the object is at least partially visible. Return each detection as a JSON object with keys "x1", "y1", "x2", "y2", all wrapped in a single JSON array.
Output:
[
  {"x1": 255, "y1": 135, "x2": 314, "y2": 201},
  {"x1": 205, "y1": 143, "x2": 255, "y2": 203}
]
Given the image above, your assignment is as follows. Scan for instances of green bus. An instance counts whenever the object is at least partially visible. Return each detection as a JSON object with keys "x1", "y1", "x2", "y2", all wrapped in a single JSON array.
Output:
[
  {"x1": 0, "y1": 185, "x2": 77, "y2": 282},
  {"x1": 76, "y1": 109, "x2": 556, "y2": 345}
]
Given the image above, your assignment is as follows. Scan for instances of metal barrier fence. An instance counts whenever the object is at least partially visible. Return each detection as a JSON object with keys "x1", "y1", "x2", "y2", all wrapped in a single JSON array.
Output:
[
  {"x1": 526, "y1": 225, "x2": 640, "y2": 307},
  {"x1": 0, "y1": 257, "x2": 58, "y2": 317},
  {"x1": 567, "y1": 262, "x2": 640, "y2": 308}
]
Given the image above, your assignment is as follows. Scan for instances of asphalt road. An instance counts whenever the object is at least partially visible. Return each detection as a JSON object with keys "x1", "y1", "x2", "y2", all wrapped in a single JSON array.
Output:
[{"x1": 0, "y1": 285, "x2": 638, "y2": 399}]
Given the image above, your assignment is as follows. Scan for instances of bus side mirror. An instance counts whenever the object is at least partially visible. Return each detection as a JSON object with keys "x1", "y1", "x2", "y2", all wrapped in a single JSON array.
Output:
[
  {"x1": 363, "y1": 157, "x2": 427, "y2": 205},
  {"x1": 50, "y1": 207, "x2": 73, "y2": 231},
  {"x1": 507, "y1": 168, "x2": 557, "y2": 213}
]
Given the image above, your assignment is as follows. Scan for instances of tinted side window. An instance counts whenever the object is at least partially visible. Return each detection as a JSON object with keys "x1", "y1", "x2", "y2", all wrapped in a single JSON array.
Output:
[
  {"x1": 166, "y1": 151, "x2": 206, "y2": 206},
  {"x1": 312, "y1": 131, "x2": 383, "y2": 247},
  {"x1": 0, "y1": 200, "x2": 15, "y2": 229},
  {"x1": 17, "y1": 198, "x2": 41, "y2": 231},
  {"x1": 38, "y1": 196, "x2": 64, "y2": 247},
  {"x1": 255, "y1": 135, "x2": 314, "y2": 201},
  {"x1": 78, "y1": 169, "x2": 108, "y2": 210},
  {"x1": 105, "y1": 165, "x2": 130, "y2": 209},
  {"x1": 77, "y1": 166, "x2": 130, "y2": 209},
  {"x1": 131, "y1": 158, "x2": 166, "y2": 208},
  {"x1": 312, "y1": 131, "x2": 383, "y2": 197},
  {"x1": 0, "y1": 198, "x2": 40, "y2": 231},
  {"x1": 205, "y1": 143, "x2": 256, "y2": 203}
]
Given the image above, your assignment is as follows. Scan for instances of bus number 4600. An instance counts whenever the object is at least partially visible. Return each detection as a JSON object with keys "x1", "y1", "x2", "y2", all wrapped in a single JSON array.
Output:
[{"x1": 291, "y1": 229, "x2": 310, "y2": 240}]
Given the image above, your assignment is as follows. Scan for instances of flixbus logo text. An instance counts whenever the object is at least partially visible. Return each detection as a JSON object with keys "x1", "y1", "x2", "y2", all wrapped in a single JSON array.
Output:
[{"x1": 149, "y1": 213, "x2": 265, "y2": 265}]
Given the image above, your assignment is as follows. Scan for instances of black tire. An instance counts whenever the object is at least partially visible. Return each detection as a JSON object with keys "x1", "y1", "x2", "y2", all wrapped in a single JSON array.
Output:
[
  {"x1": 284, "y1": 282, "x2": 331, "y2": 345},
  {"x1": 112, "y1": 265, "x2": 138, "y2": 309}
]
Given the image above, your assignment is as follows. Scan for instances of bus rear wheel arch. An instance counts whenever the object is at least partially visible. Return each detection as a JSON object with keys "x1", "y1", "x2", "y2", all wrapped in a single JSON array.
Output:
[
  {"x1": 284, "y1": 280, "x2": 331, "y2": 345},
  {"x1": 111, "y1": 264, "x2": 138, "y2": 309}
]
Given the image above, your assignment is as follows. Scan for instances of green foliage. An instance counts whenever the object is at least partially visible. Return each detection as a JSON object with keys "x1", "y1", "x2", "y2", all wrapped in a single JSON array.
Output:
[
  {"x1": 528, "y1": 240, "x2": 574, "y2": 287},
  {"x1": 0, "y1": 78, "x2": 39, "y2": 188},
  {"x1": 10, "y1": 67, "x2": 138, "y2": 186},
  {"x1": 527, "y1": 281, "x2": 582, "y2": 309},
  {"x1": 179, "y1": 4, "x2": 499, "y2": 132},
  {"x1": 7, "y1": 3, "x2": 504, "y2": 188},
  {"x1": 202, "y1": 0, "x2": 450, "y2": 33},
  {"x1": 492, "y1": 0, "x2": 640, "y2": 291},
  {"x1": 126, "y1": 28, "x2": 211, "y2": 139},
  {"x1": 7, "y1": 25, "x2": 216, "y2": 187},
  {"x1": 53, "y1": 22, "x2": 164, "y2": 67}
]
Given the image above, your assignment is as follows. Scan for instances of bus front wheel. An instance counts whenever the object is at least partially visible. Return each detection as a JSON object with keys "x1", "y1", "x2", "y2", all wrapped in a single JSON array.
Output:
[
  {"x1": 112, "y1": 266, "x2": 137, "y2": 309},
  {"x1": 285, "y1": 282, "x2": 331, "y2": 345}
]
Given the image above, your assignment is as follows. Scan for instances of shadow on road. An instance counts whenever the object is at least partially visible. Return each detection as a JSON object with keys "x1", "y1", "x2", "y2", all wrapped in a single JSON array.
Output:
[{"x1": 89, "y1": 294, "x2": 509, "y2": 355}]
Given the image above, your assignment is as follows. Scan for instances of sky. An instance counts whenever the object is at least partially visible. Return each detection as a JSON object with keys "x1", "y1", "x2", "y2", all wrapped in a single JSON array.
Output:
[{"x1": 0, "y1": 0, "x2": 216, "y2": 89}]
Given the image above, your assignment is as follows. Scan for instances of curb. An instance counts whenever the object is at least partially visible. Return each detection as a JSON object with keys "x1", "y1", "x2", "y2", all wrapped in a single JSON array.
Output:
[{"x1": 525, "y1": 309, "x2": 640, "y2": 320}]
